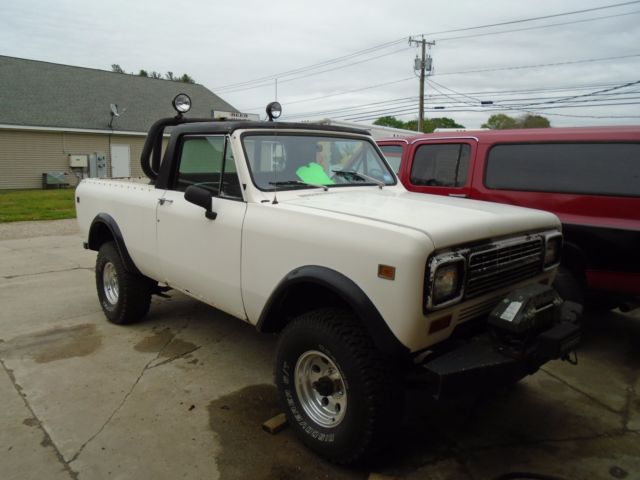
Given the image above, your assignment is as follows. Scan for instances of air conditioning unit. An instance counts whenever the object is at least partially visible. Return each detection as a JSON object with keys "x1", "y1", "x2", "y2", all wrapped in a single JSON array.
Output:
[{"x1": 69, "y1": 154, "x2": 88, "y2": 168}]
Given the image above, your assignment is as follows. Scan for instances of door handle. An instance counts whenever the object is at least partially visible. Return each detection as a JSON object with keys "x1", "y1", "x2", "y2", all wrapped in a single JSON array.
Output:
[{"x1": 158, "y1": 198, "x2": 174, "y2": 205}]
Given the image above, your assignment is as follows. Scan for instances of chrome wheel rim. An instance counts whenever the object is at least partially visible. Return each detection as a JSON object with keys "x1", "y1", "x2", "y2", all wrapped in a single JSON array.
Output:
[
  {"x1": 294, "y1": 350, "x2": 347, "y2": 428},
  {"x1": 102, "y1": 262, "x2": 119, "y2": 305}
]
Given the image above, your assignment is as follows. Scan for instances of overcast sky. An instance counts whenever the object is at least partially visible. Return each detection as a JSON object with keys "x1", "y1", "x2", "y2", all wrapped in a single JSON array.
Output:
[{"x1": 2, "y1": 0, "x2": 639, "y2": 128}]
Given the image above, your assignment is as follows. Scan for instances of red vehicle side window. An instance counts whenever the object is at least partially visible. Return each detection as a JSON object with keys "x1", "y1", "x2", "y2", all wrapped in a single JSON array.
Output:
[
  {"x1": 410, "y1": 143, "x2": 470, "y2": 187},
  {"x1": 485, "y1": 143, "x2": 640, "y2": 197}
]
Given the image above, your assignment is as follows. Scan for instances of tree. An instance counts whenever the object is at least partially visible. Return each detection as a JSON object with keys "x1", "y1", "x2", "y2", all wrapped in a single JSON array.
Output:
[
  {"x1": 374, "y1": 116, "x2": 464, "y2": 133},
  {"x1": 481, "y1": 113, "x2": 519, "y2": 130},
  {"x1": 180, "y1": 73, "x2": 195, "y2": 84},
  {"x1": 519, "y1": 114, "x2": 551, "y2": 128},
  {"x1": 150, "y1": 71, "x2": 162, "y2": 79},
  {"x1": 138, "y1": 69, "x2": 148, "y2": 77},
  {"x1": 423, "y1": 117, "x2": 465, "y2": 133},
  {"x1": 165, "y1": 71, "x2": 174, "y2": 81},
  {"x1": 111, "y1": 64, "x2": 125, "y2": 74},
  {"x1": 373, "y1": 116, "x2": 406, "y2": 129}
]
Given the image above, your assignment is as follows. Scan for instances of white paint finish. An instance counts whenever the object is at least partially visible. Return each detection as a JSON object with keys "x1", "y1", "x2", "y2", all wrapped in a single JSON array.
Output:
[
  {"x1": 75, "y1": 179, "x2": 163, "y2": 281},
  {"x1": 240, "y1": 201, "x2": 433, "y2": 349},
  {"x1": 156, "y1": 190, "x2": 248, "y2": 320},
  {"x1": 280, "y1": 189, "x2": 561, "y2": 249},
  {"x1": 77, "y1": 129, "x2": 562, "y2": 353},
  {"x1": 109, "y1": 144, "x2": 130, "y2": 178}
]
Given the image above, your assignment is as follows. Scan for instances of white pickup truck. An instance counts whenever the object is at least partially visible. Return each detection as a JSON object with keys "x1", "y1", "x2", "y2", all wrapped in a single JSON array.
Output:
[{"x1": 76, "y1": 96, "x2": 580, "y2": 464}]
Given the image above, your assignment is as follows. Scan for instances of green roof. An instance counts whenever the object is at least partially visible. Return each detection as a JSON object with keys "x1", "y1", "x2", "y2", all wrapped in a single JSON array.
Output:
[{"x1": 0, "y1": 55, "x2": 238, "y2": 132}]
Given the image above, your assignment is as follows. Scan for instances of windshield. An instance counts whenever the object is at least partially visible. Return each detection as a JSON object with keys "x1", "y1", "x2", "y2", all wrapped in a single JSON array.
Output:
[{"x1": 242, "y1": 134, "x2": 397, "y2": 191}]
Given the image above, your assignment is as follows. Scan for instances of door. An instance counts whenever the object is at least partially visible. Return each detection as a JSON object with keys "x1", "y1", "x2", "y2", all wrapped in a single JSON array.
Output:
[
  {"x1": 156, "y1": 135, "x2": 248, "y2": 320},
  {"x1": 110, "y1": 144, "x2": 131, "y2": 178},
  {"x1": 406, "y1": 140, "x2": 477, "y2": 198}
]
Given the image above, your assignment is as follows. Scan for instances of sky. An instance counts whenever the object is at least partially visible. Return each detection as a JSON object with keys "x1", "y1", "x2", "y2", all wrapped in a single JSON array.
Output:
[{"x1": 2, "y1": 0, "x2": 639, "y2": 129}]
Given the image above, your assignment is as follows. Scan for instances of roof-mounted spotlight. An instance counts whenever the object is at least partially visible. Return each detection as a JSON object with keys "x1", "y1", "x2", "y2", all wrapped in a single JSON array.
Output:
[
  {"x1": 266, "y1": 101, "x2": 282, "y2": 122},
  {"x1": 172, "y1": 93, "x2": 192, "y2": 116}
]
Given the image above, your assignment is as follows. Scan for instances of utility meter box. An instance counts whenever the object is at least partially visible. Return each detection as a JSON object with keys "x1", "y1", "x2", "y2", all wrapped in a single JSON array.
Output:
[{"x1": 69, "y1": 154, "x2": 88, "y2": 168}]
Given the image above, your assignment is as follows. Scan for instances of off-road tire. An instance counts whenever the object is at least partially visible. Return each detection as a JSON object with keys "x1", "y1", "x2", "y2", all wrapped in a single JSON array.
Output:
[
  {"x1": 275, "y1": 308, "x2": 401, "y2": 465},
  {"x1": 95, "y1": 241, "x2": 153, "y2": 325}
]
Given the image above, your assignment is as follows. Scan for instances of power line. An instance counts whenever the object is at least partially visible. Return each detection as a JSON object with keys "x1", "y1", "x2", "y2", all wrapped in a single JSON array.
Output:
[
  {"x1": 433, "y1": 53, "x2": 640, "y2": 77},
  {"x1": 335, "y1": 78, "x2": 640, "y2": 121},
  {"x1": 240, "y1": 77, "x2": 416, "y2": 111},
  {"x1": 416, "y1": 0, "x2": 640, "y2": 37},
  {"x1": 344, "y1": 100, "x2": 640, "y2": 121},
  {"x1": 217, "y1": 46, "x2": 412, "y2": 94},
  {"x1": 288, "y1": 92, "x2": 640, "y2": 122},
  {"x1": 241, "y1": 52, "x2": 640, "y2": 112},
  {"x1": 277, "y1": 80, "x2": 633, "y2": 116},
  {"x1": 281, "y1": 79, "x2": 639, "y2": 120},
  {"x1": 212, "y1": 37, "x2": 407, "y2": 90},
  {"x1": 432, "y1": 10, "x2": 640, "y2": 43},
  {"x1": 215, "y1": 1, "x2": 640, "y2": 94}
]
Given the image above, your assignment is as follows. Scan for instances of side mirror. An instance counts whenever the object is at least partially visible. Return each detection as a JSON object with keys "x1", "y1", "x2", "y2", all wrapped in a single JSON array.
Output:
[{"x1": 184, "y1": 185, "x2": 217, "y2": 220}]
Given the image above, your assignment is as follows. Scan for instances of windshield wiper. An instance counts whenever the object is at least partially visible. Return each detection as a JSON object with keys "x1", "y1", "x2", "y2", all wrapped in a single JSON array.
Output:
[
  {"x1": 269, "y1": 180, "x2": 329, "y2": 191},
  {"x1": 331, "y1": 170, "x2": 385, "y2": 189}
]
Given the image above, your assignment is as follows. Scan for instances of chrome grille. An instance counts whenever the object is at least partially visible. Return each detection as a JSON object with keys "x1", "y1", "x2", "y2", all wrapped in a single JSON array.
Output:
[{"x1": 465, "y1": 237, "x2": 543, "y2": 299}]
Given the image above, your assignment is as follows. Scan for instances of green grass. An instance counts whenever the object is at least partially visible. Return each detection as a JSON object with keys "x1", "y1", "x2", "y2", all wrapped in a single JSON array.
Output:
[{"x1": 0, "y1": 188, "x2": 77, "y2": 222}]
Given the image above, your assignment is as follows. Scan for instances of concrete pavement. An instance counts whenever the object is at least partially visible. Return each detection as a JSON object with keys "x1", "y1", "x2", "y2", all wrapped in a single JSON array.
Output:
[{"x1": 0, "y1": 220, "x2": 638, "y2": 479}]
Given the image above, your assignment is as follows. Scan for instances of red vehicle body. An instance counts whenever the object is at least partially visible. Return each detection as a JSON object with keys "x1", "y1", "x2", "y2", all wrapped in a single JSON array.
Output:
[{"x1": 378, "y1": 126, "x2": 640, "y2": 307}]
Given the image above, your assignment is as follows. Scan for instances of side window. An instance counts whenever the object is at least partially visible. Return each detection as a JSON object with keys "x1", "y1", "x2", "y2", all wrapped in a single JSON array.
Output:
[
  {"x1": 175, "y1": 136, "x2": 242, "y2": 199},
  {"x1": 379, "y1": 145, "x2": 403, "y2": 174},
  {"x1": 485, "y1": 143, "x2": 640, "y2": 196},
  {"x1": 410, "y1": 143, "x2": 470, "y2": 187}
]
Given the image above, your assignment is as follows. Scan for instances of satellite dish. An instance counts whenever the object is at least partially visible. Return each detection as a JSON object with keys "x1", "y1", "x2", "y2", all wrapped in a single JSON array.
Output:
[{"x1": 110, "y1": 104, "x2": 120, "y2": 117}]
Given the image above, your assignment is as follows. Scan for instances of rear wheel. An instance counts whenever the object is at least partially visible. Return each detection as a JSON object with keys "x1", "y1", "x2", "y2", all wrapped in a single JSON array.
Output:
[
  {"x1": 275, "y1": 308, "x2": 401, "y2": 464},
  {"x1": 95, "y1": 241, "x2": 153, "y2": 324}
]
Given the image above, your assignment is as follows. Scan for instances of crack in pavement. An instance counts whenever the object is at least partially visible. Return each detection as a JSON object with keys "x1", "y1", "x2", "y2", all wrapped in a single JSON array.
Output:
[
  {"x1": 69, "y1": 317, "x2": 192, "y2": 464},
  {"x1": 541, "y1": 367, "x2": 625, "y2": 416},
  {"x1": 3, "y1": 266, "x2": 93, "y2": 280},
  {"x1": 0, "y1": 358, "x2": 78, "y2": 479},
  {"x1": 148, "y1": 345, "x2": 202, "y2": 369}
]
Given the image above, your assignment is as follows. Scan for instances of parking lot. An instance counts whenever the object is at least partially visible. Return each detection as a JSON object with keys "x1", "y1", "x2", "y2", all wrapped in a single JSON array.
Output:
[{"x1": 1, "y1": 219, "x2": 638, "y2": 480}]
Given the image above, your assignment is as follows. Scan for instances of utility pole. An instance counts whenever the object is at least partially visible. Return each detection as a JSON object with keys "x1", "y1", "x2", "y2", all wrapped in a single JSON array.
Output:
[{"x1": 409, "y1": 36, "x2": 435, "y2": 132}]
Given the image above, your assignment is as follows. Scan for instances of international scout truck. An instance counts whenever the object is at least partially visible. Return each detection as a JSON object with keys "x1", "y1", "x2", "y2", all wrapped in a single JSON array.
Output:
[{"x1": 76, "y1": 96, "x2": 580, "y2": 463}]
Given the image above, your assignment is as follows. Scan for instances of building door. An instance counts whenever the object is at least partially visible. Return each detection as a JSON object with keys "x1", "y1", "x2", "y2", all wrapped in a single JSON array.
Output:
[{"x1": 110, "y1": 144, "x2": 131, "y2": 178}]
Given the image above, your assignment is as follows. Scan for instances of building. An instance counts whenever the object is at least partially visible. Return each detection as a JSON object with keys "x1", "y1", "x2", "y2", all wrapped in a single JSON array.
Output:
[{"x1": 0, "y1": 56, "x2": 237, "y2": 189}]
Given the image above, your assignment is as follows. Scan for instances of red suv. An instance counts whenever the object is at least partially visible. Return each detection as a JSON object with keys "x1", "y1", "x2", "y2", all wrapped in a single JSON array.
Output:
[{"x1": 378, "y1": 126, "x2": 640, "y2": 309}]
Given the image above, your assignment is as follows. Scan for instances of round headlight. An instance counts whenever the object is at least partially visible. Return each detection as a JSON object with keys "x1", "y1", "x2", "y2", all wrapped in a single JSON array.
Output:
[
  {"x1": 172, "y1": 93, "x2": 192, "y2": 114},
  {"x1": 266, "y1": 101, "x2": 282, "y2": 121}
]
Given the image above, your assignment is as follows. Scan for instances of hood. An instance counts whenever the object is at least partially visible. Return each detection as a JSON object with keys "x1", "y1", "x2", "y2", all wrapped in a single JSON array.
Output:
[{"x1": 281, "y1": 189, "x2": 560, "y2": 249}]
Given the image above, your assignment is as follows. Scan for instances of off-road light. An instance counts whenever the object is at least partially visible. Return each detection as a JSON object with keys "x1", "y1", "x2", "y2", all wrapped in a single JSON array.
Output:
[
  {"x1": 172, "y1": 93, "x2": 192, "y2": 114},
  {"x1": 266, "y1": 101, "x2": 282, "y2": 121}
]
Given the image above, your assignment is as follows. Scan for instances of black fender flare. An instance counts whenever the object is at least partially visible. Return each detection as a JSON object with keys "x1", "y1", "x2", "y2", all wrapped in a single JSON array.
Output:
[
  {"x1": 256, "y1": 265, "x2": 409, "y2": 358},
  {"x1": 87, "y1": 213, "x2": 142, "y2": 275}
]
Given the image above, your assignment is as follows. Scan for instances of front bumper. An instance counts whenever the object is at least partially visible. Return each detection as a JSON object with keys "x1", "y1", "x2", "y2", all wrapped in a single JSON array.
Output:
[{"x1": 411, "y1": 288, "x2": 582, "y2": 399}]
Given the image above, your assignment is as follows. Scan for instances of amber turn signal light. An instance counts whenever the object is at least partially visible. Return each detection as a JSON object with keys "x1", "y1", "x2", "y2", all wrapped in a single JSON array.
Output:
[{"x1": 377, "y1": 264, "x2": 396, "y2": 280}]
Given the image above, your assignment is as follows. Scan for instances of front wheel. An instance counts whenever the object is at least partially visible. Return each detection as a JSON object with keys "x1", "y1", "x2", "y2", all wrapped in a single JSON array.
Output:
[
  {"x1": 275, "y1": 308, "x2": 401, "y2": 464},
  {"x1": 95, "y1": 241, "x2": 153, "y2": 324}
]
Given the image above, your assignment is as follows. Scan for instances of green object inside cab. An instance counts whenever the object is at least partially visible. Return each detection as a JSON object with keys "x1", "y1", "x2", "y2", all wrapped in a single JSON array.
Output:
[{"x1": 296, "y1": 162, "x2": 335, "y2": 185}]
